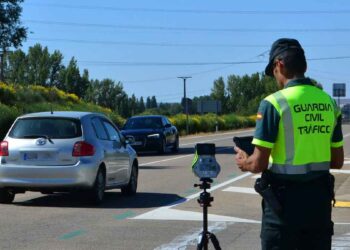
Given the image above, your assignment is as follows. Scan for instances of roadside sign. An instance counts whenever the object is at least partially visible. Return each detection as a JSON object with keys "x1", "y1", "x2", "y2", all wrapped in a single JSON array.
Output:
[{"x1": 333, "y1": 83, "x2": 346, "y2": 97}]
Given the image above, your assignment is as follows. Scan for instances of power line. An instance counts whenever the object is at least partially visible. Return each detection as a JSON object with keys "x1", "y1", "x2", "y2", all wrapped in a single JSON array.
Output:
[
  {"x1": 123, "y1": 66, "x2": 237, "y2": 84},
  {"x1": 28, "y1": 38, "x2": 268, "y2": 48},
  {"x1": 25, "y1": 20, "x2": 350, "y2": 33},
  {"x1": 75, "y1": 60, "x2": 265, "y2": 66},
  {"x1": 71, "y1": 56, "x2": 350, "y2": 67},
  {"x1": 28, "y1": 37, "x2": 350, "y2": 48},
  {"x1": 25, "y1": 4, "x2": 350, "y2": 15}
]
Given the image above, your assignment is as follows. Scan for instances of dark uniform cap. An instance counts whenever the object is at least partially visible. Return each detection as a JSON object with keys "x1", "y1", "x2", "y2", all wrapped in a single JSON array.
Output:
[{"x1": 265, "y1": 38, "x2": 305, "y2": 77}]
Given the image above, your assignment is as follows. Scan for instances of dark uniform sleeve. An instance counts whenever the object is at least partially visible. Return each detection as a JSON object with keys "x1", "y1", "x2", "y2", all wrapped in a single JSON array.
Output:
[
  {"x1": 252, "y1": 100, "x2": 280, "y2": 149},
  {"x1": 331, "y1": 114, "x2": 343, "y2": 147}
]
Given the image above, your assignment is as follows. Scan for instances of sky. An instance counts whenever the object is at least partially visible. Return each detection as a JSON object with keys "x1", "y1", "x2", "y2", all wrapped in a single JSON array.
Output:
[{"x1": 20, "y1": 0, "x2": 350, "y2": 103}]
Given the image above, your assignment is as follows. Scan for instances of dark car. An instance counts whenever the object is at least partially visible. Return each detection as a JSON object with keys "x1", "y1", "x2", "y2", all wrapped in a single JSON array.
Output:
[{"x1": 121, "y1": 115, "x2": 179, "y2": 153}]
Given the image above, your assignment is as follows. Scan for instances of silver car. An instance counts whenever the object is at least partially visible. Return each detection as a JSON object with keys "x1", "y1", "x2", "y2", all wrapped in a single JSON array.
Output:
[{"x1": 0, "y1": 111, "x2": 138, "y2": 204}]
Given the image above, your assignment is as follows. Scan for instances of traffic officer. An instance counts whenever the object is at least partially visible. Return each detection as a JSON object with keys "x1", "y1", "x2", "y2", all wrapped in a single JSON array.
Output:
[{"x1": 234, "y1": 38, "x2": 344, "y2": 250}]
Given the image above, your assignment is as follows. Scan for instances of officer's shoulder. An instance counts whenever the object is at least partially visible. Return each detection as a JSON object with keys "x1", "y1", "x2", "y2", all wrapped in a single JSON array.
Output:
[{"x1": 264, "y1": 90, "x2": 283, "y2": 102}]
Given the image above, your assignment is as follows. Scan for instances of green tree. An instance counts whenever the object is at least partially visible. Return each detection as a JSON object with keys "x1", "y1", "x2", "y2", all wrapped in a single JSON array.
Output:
[
  {"x1": 146, "y1": 96, "x2": 151, "y2": 109},
  {"x1": 49, "y1": 50, "x2": 64, "y2": 87},
  {"x1": 79, "y1": 69, "x2": 90, "y2": 99},
  {"x1": 0, "y1": 0, "x2": 27, "y2": 81},
  {"x1": 138, "y1": 96, "x2": 145, "y2": 113},
  {"x1": 226, "y1": 73, "x2": 278, "y2": 115},
  {"x1": 129, "y1": 94, "x2": 137, "y2": 116},
  {"x1": 26, "y1": 44, "x2": 50, "y2": 85},
  {"x1": 5, "y1": 49, "x2": 26, "y2": 84},
  {"x1": 84, "y1": 79, "x2": 99, "y2": 104},
  {"x1": 64, "y1": 57, "x2": 80, "y2": 94},
  {"x1": 210, "y1": 76, "x2": 228, "y2": 113},
  {"x1": 150, "y1": 96, "x2": 157, "y2": 108}
]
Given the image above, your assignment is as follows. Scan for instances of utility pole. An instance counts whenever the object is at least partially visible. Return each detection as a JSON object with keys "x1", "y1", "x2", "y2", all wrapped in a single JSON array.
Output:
[
  {"x1": 0, "y1": 50, "x2": 4, "y2": 82},
  {"x1": 178, "y1": 76, "x2": 192, "y2": 135}
]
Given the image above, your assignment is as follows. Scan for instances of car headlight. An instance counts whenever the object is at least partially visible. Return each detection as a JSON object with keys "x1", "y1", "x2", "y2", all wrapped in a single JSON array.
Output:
[{"x1": 147, "y1": 133, "x2": 160, "y2": 138}]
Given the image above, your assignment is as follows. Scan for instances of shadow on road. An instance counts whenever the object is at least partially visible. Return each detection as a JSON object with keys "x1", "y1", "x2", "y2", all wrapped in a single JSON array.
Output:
[
  {"x1": 13, "y1": 191, "x2": 185, "y2": 209},
  {"x1": 139, "y1": 165, "x2": 178, "y2": 170}
]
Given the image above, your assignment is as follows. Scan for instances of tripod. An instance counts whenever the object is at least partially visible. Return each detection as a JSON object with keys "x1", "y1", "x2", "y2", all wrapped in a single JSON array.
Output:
[{"x1": 194, "y1": 178, "x2": 222, "y2": 250}]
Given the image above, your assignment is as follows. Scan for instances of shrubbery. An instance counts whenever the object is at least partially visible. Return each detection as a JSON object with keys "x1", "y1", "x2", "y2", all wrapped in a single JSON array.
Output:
[
  {"x1": 0, "y1": 83, "x2": 125, "y2": 139},
  {"x1": 0, "y1": 82, "x2": 256, "y2": 139},
  {"x1": 169, "y1": 113, "x2": 255, "y2": 136},
  {"x1": 0, "y1": 104, "x2": 20, "y2": 139}
]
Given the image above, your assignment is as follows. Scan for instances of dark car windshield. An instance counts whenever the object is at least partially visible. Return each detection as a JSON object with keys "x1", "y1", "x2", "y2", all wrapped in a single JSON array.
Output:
[
  {"x1": 9, "y1": 117, "x2": 82, "y2": 139},
  {"x1": 123, "y1": 117, "x2": 163, "y2": 130}
]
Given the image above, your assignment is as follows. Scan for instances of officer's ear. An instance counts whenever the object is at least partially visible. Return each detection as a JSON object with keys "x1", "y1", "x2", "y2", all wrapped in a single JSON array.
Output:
[{"x1": 273, "y1": 59, "x2": 282, "y2": 74}]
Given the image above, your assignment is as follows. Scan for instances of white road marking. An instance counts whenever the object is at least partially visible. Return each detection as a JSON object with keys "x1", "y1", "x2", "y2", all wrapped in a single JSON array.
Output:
[
  {"x1": 180, "y1": 129, "x2": 254, "y2": 141},
  {"x1": 140, "y1": 154, "x2": 192, "y2": 166},
  {"x1": 139, "y1": 129, "x2": 253, "y2": 167},
  {"x1": 135, "y1": 207, "x2": 259, "y2": 223},
  {"x1": 252, "y1": 174, "x2": 261, "y2": 179},
  {"x1": 331, "y1": 169, "x2": 350, "y2": 174},
  {"x1": 332, "y1": 232, "x2": 350, "y2": 249},
  {"x1": 154, "y1": 222, "x2": 234, "y2": 250},
  {"x1": 343, "y1": 132, "x2": 350, "y2": 138},
  {"x1": 180, "y1": 131, "x2": 253, "y2": 146},
  {"x1": 184, "y1": 172, "x2": 252, "y2": 201},
  {"x1": 133, "y1": 173, "x2": 252, "y2": 222},
  {"x1": 223, "y1": 186, "x2": 258, "y2": 195},
  {"x1": 140, "y1": 145, "x2": 233, "y2": 167}
]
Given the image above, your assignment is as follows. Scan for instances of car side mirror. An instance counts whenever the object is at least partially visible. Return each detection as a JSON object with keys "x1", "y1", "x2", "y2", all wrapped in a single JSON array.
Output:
[
  {"x1": 125, "y1": 135, "x2": 135, "y2": 144},
  {"x1": 113, "y1": 140, "x2": 122, "y2": 149}
]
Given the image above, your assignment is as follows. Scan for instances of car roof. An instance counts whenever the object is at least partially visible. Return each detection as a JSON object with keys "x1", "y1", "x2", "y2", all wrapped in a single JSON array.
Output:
[
  {"x1": 128, "y1": 115, "x2": 164, "y2": 119},
  {"x1": 18, "y1": 111, "x2": 105, "y2": 119}
]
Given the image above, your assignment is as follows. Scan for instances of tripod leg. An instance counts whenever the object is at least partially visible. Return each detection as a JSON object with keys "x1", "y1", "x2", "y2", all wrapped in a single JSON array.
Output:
[
  {"x1": 197, "y1": 232, "x2": 207, "y2": 250},
  {"x1": 209, "y1": 232, "x2": 222, "y2": 250}
]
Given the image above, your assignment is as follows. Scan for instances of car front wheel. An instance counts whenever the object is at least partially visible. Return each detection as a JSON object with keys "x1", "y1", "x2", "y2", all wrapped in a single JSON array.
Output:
[
  {"x1": 172, "y1": 136, "x2": 179, "y2": 153},
  {"x1": 0, "y1": 188, "x2": 15, "y2": 204},
  {"x1": 158, "y1": 138, "x2": 166, "y2": 154}
]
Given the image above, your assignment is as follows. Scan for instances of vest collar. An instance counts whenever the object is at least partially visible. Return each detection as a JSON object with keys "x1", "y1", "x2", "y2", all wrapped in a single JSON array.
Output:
[{"x1": 284, "y1": 78, "x2": 314, "y2": 89}]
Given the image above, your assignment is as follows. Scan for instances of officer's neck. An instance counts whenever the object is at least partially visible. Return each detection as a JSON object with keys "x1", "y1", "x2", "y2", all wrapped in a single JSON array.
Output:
[{"x1": 282, "y1": 74, "x2": 305, "y2": 87}]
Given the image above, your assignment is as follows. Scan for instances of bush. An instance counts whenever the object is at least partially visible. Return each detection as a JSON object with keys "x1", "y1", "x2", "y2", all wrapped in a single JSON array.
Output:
[
  {"x1": 169, "y1": 113, "x2": 255, "y2": 135},
  {"x1": 0, "y1": 104, "x2": 20, "y2": 140},
  {"x1": 0, "y1": 82, "x2": 17, "y2": 105},
  {"x1": 0, "y1": 82, "x2": 256, "y2": 137}
]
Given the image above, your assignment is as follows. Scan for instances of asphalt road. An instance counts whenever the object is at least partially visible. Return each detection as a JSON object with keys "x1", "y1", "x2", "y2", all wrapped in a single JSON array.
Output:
[{"x1": 1, "y1": 126, "x2": 350, "y2": 250}]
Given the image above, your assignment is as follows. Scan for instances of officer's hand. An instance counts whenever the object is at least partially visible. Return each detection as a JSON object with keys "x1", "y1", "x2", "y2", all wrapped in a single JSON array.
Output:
[{"x1": 234, "y1": 146, "x2": 248, "y2": 172}]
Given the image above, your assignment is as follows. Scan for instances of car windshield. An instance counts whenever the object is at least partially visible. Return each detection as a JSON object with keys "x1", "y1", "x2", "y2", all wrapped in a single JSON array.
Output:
[
  {"x1": 123, "y1": 117, "x2": 163, "y2": 130},
  {"x1": 9, "y1": 117, "x2": 82, "y2": 139}
]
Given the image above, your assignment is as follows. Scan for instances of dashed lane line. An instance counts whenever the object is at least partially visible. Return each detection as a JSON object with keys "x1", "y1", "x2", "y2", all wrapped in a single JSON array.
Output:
[
  {"x1": 179, "y1": 129, "x2": 254, "y2": 141},
  {"x1": 58, "y1": 230, "x2": 86, "y2": 240}
]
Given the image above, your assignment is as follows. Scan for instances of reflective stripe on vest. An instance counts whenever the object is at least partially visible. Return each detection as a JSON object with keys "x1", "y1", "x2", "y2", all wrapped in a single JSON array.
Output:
[
  {"x1": 270, "y1": 162, "x2": 330, "y2": 174},
  {"x1": 274, "y1": 91, "x2": 294, "y2": 165}
]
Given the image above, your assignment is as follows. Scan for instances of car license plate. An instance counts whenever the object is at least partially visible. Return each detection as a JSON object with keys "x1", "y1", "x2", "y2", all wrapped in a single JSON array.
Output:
[
  {"x1": 23, "y1": 152, "x2": 38, "y2": 160},
  {"x1": 132, "y1": 141, "x2": 143, "y2": 146}
]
